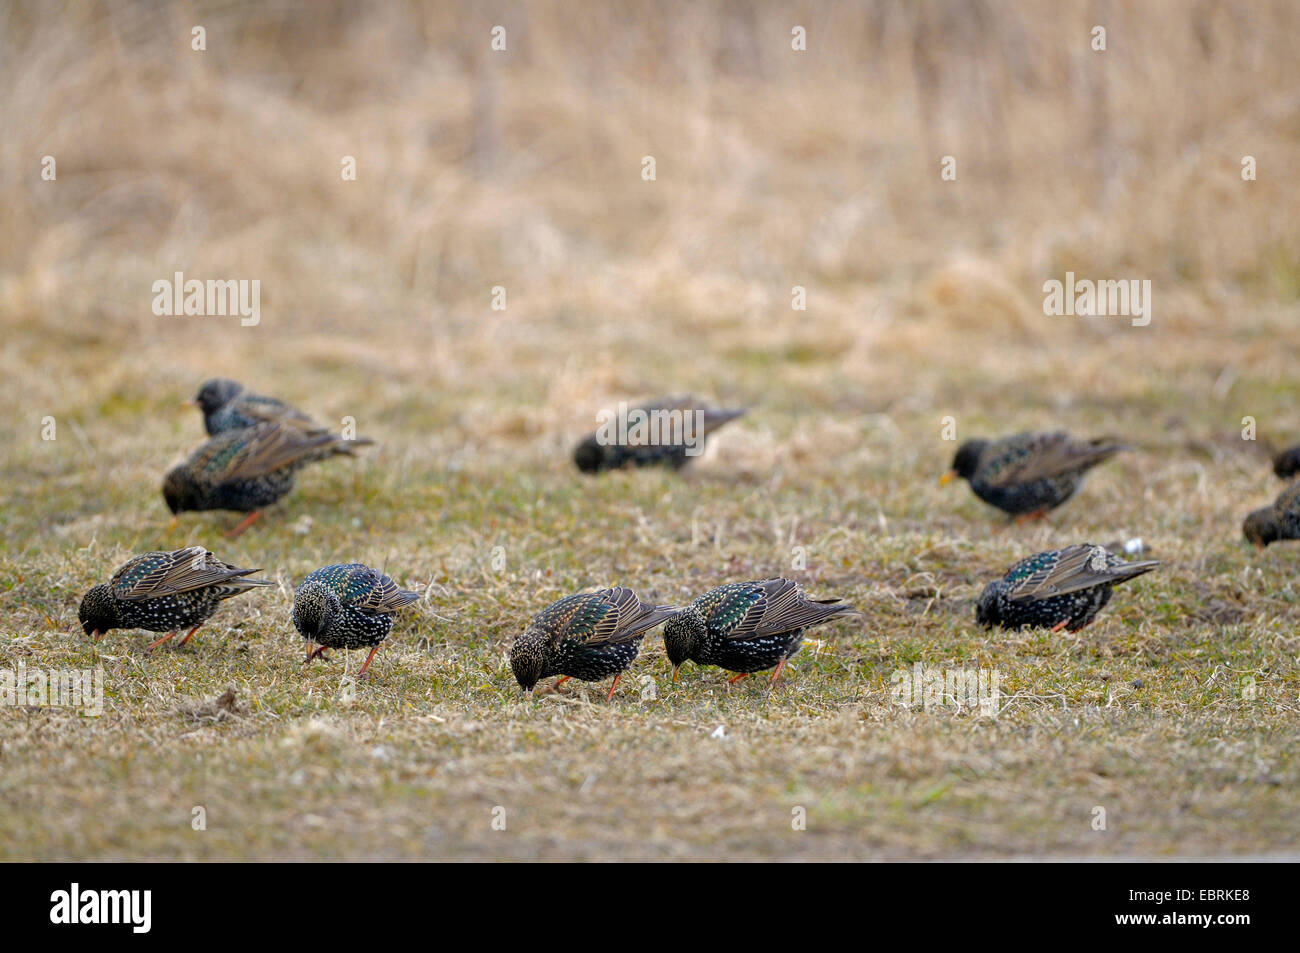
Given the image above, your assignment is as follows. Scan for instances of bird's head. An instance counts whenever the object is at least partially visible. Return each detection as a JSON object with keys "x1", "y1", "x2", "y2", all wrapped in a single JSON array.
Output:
[
  {"x1": 662, "y1": 608, "x2": 705, "y2": 681},
  {"x1": 943, "y1": 439, "x2": 987, "y2": 485},
  {"x1": 78, "y1": 584, "x2": 117, "y2": 638},
  {"x1": 1242, "y1": 507, "x2": 1279, "y2": 548},
  {"x1": 974, "y1": 580, "x2": 1004, "y2": 628},
  {"x1": 508, "y1": 628, "x2": 546, "y2": 691},
  {"x1": 161, "y1": 466, "x2": 199, "y2": 515},
  {"x1": 193, "y1": 378, "x2": 243, "y2": 414},
  {"x1": 292, "y1": 581, "x2": 342, "y2": 642},
  {"x1": 572, "y1": 436, "x2": 607, "y2": 474}
]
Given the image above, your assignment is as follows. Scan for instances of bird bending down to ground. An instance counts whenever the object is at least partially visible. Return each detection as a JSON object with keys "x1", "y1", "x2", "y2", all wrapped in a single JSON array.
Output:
[
  {"x1": 941, "y1": 430, "x2": 1126, "y2": 520},
  {"x1": 292, "y1": 564, "x2": 419, "y2": 678},
  {"x1": 572, "y1": 396, "x2": 746, "y2": 473},
  {"x1": 1243, "y1": 481, "x2": 1300, "y2": 547},
  {"x1": 663, "y1": 578, "x2": 857, "y2": 687},
  {"x1": 162, "y1": 420, "x2": 373, "y2": 536},
  {"x1": 189, "y1": 377, "x2": 319, "y2": 436},
  {"x1": 510, "y1": 587, "x2": 678, "y2": 700},
  {"x1": 77, "y1": 546, "x2": 271, "y2": 650},
  {"x1": 976, "y1": 543, "x2": 1160, "y2": 632}
]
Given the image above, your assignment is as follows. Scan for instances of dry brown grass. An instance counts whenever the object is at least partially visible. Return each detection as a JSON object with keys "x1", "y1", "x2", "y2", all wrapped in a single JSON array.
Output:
[{"x1": 1, "y1": 0, "x2": 1298, "y2": 860}]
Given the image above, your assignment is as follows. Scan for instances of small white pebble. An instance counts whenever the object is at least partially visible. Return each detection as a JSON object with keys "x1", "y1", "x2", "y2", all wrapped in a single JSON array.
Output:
[
  {"x1": 1124, "y1": 537, "x2": 1144, "y2": 555},
  {"x1": 710, "y1": 725, "x2": 726, "y2": 740},
  {"x1": 370, "y1": 745, "x2": 389, "y2": 760}
]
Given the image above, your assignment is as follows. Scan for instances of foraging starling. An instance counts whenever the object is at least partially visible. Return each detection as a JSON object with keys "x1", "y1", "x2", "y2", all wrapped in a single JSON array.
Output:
[
  {"x1": 77, "y1": 546, "x2": 271, "y2": 650},
  {"x1": 162, "y1": 420, "x2": 372, "y2": 536},
  {"x1": 976, "y1": 544, "x2": 1160, "y2": 632},
  {"x1": 189, "y1": 377, "x2": 317, "y2": 436},
  {"x1": 941, "y1": 431, "x2": 1126, "y2": 519},
  {"x1": 573, "y1": 396, "x2": 746, "y2": 473},
  {"x1": 663, "y1": 578, "x2": 856, "y2": 686},
  {"x1": 292, "y1": 564, "x2": 419, "y2": 677},
  {"x1": 1243, "y1": 481, "x2": 1300, "y2": 547},
  {"x1": 1272, "y1": 446, "x2": 1300, "y2": 480},
  {"x1": 510, "y1": 587, "x2": 678, "y2": 700}
]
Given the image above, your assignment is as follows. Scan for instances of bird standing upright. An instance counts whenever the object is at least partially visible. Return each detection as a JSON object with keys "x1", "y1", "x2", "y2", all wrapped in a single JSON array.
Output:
[
  {"x1": 941, "y1": 431, "x2": 1125, "y2": 520},
  {"x1": 77, "y1": 546, "x2": 271, "y2": 650},
  {"x1": 510, "y1": 587, "x2": 678, "y2": 700},
  {"x1": 663, "y1": 578, "x2": 857, "y2": 687},
  {"x1": 163, "y1": 420, "x2": 372, "y2": 536},
  {"x1": 573, "y1": 396, "x2": 746, "y2": 473},
  {"x1": 976, "y1": 544, "x2": 1160, "y2": 632},
  {"x1": 292, "y1": 564, "x2": 419, "y2": 677}
]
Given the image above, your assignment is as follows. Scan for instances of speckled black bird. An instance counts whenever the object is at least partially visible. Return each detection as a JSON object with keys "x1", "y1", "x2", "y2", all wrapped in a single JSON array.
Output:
[
  {"x1": 573, "y1": 396, "x2": 746, "y2": 473},
  {"x1": 510, "y1": 588, "x2": 678, "y2": 700},
  {"x1": 292, "y1": 564, "x2": 419, "y2": 677},
  {"x1": 189, "y1": 377, "x2": 318, "y2": 436},
  {"x1": 163, "y1": 420, "x2": 372, "y2": 536},
  {"x1": 1271, "y1": 446, "x2": 1300, "y2": 480},
  {"x1": 1243, "y1": 481, "x2": 1300, "y2": 547},
  {"x1": 77, "y1": 546, "x2": 271, "y2": 650},
  {"x1": 976, "y1": 544, "x2": 1160, "y2": 632},
  {"x1": 663, "y1": 578, "x2": 857, "y2": 686},
  {"x1": 942, "y1": 431, "x2": 1125, "y2": 519}
]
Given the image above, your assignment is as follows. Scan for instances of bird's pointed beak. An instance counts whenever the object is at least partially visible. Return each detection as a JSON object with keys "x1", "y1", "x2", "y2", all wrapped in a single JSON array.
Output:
[
  {"x1": 181, "y1": 400, "x2": 198, "y2": 409},
  {"x1": 90, "y1": 630, "x2": 100, "y2": 642},
  {"x1": 939, "y1": 470, "x2": 956, "y2": 487},
  {"x1": 671, "y1": 666, "x2": 679, "y2": 683},
  {"x1": 167, "y1": 516, "x2": 179, "y2": 531}
]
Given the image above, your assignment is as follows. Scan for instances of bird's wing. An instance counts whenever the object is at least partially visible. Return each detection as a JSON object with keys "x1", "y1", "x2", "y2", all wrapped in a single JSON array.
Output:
[
  {"x1": 1005, "y1": 545, "x2": 1131, "y2": 602},
  {"x1": 639, "y1": 396, "x2": 746, "y2": 436},
  {"x1": 112, "y1": 547, "x2": 256, "y2": 600},
  {"x1": 351, "y1": 567, "x2": 420, "y2": 614},
  {"x1": 191, "y1": 422, "x2": 352, "y2": 482},
  {"x1": 545, "y1": 588, "x2": 674, "y2": 647},
  {"x1": 234, "y1": 392, "x2": 319, "y2": 430},
  {"x1": 717, "y1": 578, "x2": 850, "y2": 638},
  {"x1": 983, "y1": 432, "x2": 1123, "y2": 486}
]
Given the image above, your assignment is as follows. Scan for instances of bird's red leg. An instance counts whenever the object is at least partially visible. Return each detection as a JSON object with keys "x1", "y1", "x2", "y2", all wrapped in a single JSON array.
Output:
[
  {"x1": 1014, "y1": 508, "x2": 1049, "y2": 526},
  {"x1": 1050, "y1": 619, "x2": 1070, "y2": 633},
  {"x1": 145, "y1": 631, "x2": 176, "y2": 651},
  {"x1": 768, "y1": 657, "x2": 788, "y2": 686},
  {"x1": 177, "y1": 624, "x2": 203, "y2": 646},
  {"x1": 356, "y1": 644, "x2": 382, "y2": 678},
  {"x1": 727, "y1": 671, "x2": 749, "y2": 685},
  {"x1": 224, "y1": 510, "x2": 262, "y2": 538},
  {"x1": 604, "y1": 674, "x2": 621, "y2": 702},
  {"x1": 551, "y1": 675, "x2": 572, "y2": 692}
]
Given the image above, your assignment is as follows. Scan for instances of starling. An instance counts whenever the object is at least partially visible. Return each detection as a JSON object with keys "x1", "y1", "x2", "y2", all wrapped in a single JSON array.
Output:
[
  {"x1": 189, "y1": 377, "x2": 317, "y2": 436},
  {"x1": 663, "y1": 578, "x2": 856, "y2": 686},
  {"x1": 573, "y1": 396, "x2": 746, "y2": 473},
  {"x1": 941, "y1": 431, "x2": 1126, "y2": 519},
  {"x1": 162, "y1": 420, "x2": 372, "y2": 536},
  {"x1": 77, "y1": 546, "x2": 271, "y2": 650},
  {"x1": 510, "y1": 587, "x2": 678, "y2": 700},
  {"x1": 976, "y1": 544, "x2": 1160, "y2": 632},
  {"x1": 292, "y1": 564, "x2": 419, "y2": 677},
  {"x1": 1272, "y1": 446, "x2": 1300, "y2": 480},
  {"x1": 1243, "y1": 481, "x2": 1300, "y2": 547}
]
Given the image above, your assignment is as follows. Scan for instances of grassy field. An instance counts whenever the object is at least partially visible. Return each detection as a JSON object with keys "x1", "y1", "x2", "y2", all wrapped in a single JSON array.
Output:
[{"x1": 2, "y1": 1, "x2": 1299, "y2": 861}]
